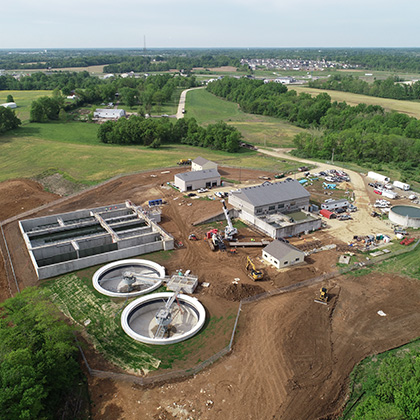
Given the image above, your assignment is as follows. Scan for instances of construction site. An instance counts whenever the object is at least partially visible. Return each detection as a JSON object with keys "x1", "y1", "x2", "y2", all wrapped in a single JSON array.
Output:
[{"x1": 0, "y1": 164, "x2": 420, "y2": 420}]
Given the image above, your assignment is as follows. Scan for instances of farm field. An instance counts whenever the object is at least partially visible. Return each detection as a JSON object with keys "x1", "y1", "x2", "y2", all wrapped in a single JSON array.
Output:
[
  {"x1": 0, "y1": 90, "x2": 53, "y2": 122},
  {"x1": 290, "y1": 85, "x2": 420, "y2": 119},
  {"x1": 186, "y1": 88, "x2": 306, "y2": 147},
  {"x1": 0, "y1": 121, "x2": 299, "y2": 184}
]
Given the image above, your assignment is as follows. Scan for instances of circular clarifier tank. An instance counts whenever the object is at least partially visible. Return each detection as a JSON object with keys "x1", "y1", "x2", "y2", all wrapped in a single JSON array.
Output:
[
  {"x1": 121, "y1": 292, "x2": 206, "y2": 345},
  {"x1": 389, "y1": 205, "x2": 420, "y2": 228},
  {"x1": 92, "y1": 259, "x2": 165, "y2": 298}
]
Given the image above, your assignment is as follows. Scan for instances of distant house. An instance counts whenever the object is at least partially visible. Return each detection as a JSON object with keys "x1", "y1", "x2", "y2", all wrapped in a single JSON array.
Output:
[
  {"x1": 262, "y1": 240, "x2": 305, "y2": 269},
  {"x1": 191, "y1": 157, "x2": 218, "y2": 172},
  {"x1": 93, "y1": 109, "x2": 126, "y2": 120},
  {"x1": 174, "y1": 169, "x2": 221, "y2": 192},
  {"x1": 0, "y1": 102, "x2": 17, "y2": 109}
]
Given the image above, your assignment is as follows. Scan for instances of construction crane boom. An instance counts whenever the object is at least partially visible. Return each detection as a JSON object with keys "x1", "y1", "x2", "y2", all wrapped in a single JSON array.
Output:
[{"x1": 221, "y1": 199, "x2": 238, "y2": 240}]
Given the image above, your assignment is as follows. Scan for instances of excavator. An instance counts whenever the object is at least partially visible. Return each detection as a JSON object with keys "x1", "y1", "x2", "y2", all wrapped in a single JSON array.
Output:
[
  {"x1": 314, "y1": 287, "x2": 328, "y2": 305},
  {"x1": 246, "y1": 256, "x2": 264, "y2": 281}
]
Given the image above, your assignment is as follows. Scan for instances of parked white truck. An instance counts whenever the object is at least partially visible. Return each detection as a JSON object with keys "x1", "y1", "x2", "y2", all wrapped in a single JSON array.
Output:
[{"x1": 393, "y1": 180, "x2": 410, "y2": 191}]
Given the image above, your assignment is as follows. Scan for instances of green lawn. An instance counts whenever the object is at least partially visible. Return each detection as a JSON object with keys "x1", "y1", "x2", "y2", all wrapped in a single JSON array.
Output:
[
  {"x1": 0, "y1": 121, "x2": 299, "y2": 183},
  {"x1": 0, "y1": 90, "x2": 53, "y2": 123},
  {"x1": 186, "y1": 88, "x2": 307, "y2": 147}
]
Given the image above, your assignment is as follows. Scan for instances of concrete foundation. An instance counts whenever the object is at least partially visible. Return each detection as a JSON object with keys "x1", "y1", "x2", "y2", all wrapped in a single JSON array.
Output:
[
  {"x1": 19, "y1": 201, "x2": 174, "y2": 279},
  {"x1": 167, "y1": 274, "x2": 198, "y2": 294}
]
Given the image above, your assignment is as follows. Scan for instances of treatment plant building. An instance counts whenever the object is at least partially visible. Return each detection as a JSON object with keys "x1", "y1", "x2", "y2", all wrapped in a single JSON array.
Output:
[
  {"x1": 228, "y1": 180, "x2": 321, "y2": 238},
  {"x1": 174, "y1": 168, "x2": 221, "y2": 192}
]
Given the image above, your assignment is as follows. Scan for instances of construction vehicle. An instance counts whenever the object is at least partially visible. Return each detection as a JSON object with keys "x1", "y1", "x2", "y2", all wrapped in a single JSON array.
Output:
[
  {"x1": 206, "y1": 229, "x2": 226, "y2": 251},
  {"x1": 246, "y1": 256, "x2": 264, "y2": 281},
  {"x1": 314, "y1": 287, "x2": 328, "y2": 305},
  {"x1": 221, "y1": 199, "x2": 238, "y2": 240},
  {"x1": 177, "y1": 159, "x2": 191, "y2": 165},
  {"x1": 188, "y1": 233, "x2": 198, "y2": 240}
]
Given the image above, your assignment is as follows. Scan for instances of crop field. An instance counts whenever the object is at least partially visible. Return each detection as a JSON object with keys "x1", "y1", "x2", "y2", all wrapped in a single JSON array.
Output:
[
  {"x1": 186, "y1": 88, "x2": 306, "y2": 147},
  {"x1": 290, "y1": 85, "x2": 420, "y2": 119},
  {"x1": 0, "y1": 121, "x2": 298, "y2": 183},
  {"x1": 44, "y1": 270, "x2": 236, "y2": 372},
  {"x1": 0, "y1": 90, "x2": 53, "y2": 123}
]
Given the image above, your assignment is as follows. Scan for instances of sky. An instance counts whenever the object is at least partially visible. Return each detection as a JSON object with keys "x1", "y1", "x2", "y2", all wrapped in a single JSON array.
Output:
[{"x1": 1, "y1": 0, "x2": 420, "y2": 49}]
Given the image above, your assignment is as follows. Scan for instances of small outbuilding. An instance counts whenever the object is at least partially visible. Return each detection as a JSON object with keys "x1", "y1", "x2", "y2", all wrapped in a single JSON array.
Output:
[
  {"x1": 262, "y1": 240, "x2": 305, "y2": 269},
  {"x1": 174, "y1": 168, "x2": 221, "y2": 192},
  {"x1": 319, "y1": 209, "x2": 336, "y2": 219},
  {"x1": 191, "y1": 157, "x2": 218, "y2": 172}
]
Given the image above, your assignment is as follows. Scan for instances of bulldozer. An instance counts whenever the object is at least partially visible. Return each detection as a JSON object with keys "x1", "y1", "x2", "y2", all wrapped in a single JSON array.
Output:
[
  {"x1": 246, "y1": 256, "x2": 264, "y2": 281},
  {"x1": 314, "y1": 287, "x2": 328, "y2": 305}
]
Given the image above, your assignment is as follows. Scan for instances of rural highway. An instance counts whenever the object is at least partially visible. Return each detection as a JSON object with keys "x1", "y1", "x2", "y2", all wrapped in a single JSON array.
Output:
[{"x1": 258, "y1": 147, "x2": 395, "y2": 242}]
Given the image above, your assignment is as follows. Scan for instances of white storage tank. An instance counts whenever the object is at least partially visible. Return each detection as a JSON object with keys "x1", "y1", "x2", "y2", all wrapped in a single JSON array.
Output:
[
  {"x1": 367, "y1": 171, "x2": 390, "y2": 183},
  {"x1": 393, "y1": 180, "x2": 410, "y2": 191}
]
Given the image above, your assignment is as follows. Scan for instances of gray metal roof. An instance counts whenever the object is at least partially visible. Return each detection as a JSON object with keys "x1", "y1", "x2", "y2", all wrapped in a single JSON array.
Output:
[
  {"x1": 231, "y1": 180, "x2": 310, "y2": 207},
  {"x1": 175, "y1": 168, "x2": 220, "y2": 182},
  {"x1": 192, "y1": 156, "x2": 212, "y2": 166},
  {"x1": 263, "y1": 239, "x2": 304, "y2": 259}
]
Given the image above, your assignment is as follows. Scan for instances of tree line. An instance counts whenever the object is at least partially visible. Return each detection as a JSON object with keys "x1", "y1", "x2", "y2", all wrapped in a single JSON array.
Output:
[
  {"x1": 207, "y1": 77, "x2": 420, "y2": 181},
  {"x1": 97, "y1": 116, "x2": 242, "y2": 153},
  {"x1": 0, "y1": 288, "x2": 83, "y2": 420},
  {"x1": 309, "y1": 75, "x2": 420, "y2": 101}
]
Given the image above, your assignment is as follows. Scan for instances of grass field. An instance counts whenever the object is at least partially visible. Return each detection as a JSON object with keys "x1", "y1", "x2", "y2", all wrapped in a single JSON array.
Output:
[
  {"x1": 0, "y1": 121, "x2": 299, "y2": 183},
  {"x1": 0, "y1": 90, "x2": 53, "y2": 123},
  {"x1": 186, "y1": 88, "x2": 306, "y2": 147},
  {"x1": 44, "y1": 265, "x2": 237, "y2": 372},
  {"x1": 289, "y1": 85, "x2": 420, "y2": 119}
]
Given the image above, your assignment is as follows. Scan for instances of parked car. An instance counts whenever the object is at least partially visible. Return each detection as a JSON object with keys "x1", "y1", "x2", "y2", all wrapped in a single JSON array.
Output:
[
  {"x1": 197, "y1": 188, "x2": 208, "y2": 193},
  {"x1": 335, "y1": 208, "x2": 346, "y2": 214}
]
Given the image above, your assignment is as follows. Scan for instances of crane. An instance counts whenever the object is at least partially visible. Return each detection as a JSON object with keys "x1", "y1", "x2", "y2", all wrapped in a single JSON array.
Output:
[
  {"x1": 246, "y1": 256, "x2": 264, "y2": 281},
  {"x1": 221, "y1": 199, "x2": 238, "y2": 240}
]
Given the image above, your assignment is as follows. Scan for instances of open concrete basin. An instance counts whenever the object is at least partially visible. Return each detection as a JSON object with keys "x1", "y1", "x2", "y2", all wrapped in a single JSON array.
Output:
[{"x1": 121, "y1": 292, "x2": 206, "y2": 345}]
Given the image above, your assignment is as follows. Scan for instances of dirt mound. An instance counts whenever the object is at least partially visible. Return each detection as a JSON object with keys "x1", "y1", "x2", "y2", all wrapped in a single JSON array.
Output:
[
  {"x1": 0, "y1": 178, "x2": 58, "y2": 222},
  {"x1": 215, "y1": 282, "x2": 265, "y2": 301}
]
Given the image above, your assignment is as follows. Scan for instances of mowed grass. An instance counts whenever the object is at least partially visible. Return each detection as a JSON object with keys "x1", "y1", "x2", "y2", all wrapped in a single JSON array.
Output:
[
  {"x1": 44, "y1": 271, "x2": 237, "y2": 372},
  {"x1": 0, "y1": 90, "x2": 53, "y2": 123},
  {"x1": 186, "y1": 88, "x2": 307, "y2": 147},
  {"x1": 0, "y1": 121, "x2": 299, "y2": 183},
  {"x1": 290, "y1": 85, "x2": 420, "y2": 119}
]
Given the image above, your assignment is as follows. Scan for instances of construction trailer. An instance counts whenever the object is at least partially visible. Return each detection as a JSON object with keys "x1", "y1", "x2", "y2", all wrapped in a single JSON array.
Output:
[
  {"x1": 320, "y1": 199, "x2": 349, "y2": 211},
  {"x1": 367, "y1": 171, "x2": 390, "y2": 183}
]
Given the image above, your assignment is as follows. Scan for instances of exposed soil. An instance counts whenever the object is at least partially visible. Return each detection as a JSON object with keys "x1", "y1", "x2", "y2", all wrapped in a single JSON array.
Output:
[
  {"x1": 34, "y1": 172, "x2": 87, "y2": 196},
  {"x1": 0, "y1": 166, "x2": 419, "y2": 419}
]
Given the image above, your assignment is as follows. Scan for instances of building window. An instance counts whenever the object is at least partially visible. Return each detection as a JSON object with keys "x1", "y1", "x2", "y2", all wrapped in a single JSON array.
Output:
[
  {"x1": 278, "y1": 204, "x2": 284, "y2": 209},
  {"x1": 206, "y1": 182, "x2": 211, "y2": 187},
  {"x1": 295, "y1": 257, "x2": 300, "y2": 262},
  {"x1": 284, "y1": 261, "x2": 288, "y2": 265},
  {"x1": 256, "y1": 208, "x2": 262, "y2": 214},
  {"x1": 290, "y1": 201, "x2": 296, "y2": 207},
  {"x1": 186, "y1": 185, "x2": 192, "y2": 191},
  {"x1": 273, "y1": 260, "x2": 278, "y2": 265},
  {"x1": 268, "y1": 205, "x2": 275, "y2": 211}
]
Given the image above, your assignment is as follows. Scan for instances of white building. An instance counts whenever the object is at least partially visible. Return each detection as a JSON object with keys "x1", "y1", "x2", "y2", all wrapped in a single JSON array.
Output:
[
  {"x1": 93, "y1": 109, "x2": 126, "y2": 120},
  {"x1": 174, "y1": 169, "x2": 221, "y2": 192},
  {"x1": 191, "y1": 157, "x2": 218, "y2": 172},
  {"x1": 0, "y1": 102, "x2": 17, "y2": 109},
  {"x1": 262, "y1": 240, "x2": 305, "y2": 269},
  {"x1": 228, "y1": 180, "x2": 321, "y2": 239}
]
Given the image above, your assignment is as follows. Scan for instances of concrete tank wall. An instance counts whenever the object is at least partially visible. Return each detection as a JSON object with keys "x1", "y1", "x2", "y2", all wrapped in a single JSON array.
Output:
[{"x1": 389, "y1": 206, "x2": 420, "y2": 228}]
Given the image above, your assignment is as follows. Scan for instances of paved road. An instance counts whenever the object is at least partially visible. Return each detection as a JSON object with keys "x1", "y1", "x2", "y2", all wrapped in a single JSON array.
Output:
[
  {"x1": 176, "y1": 87, "x2": 205, "y2": 119},
  {"x1": 258, "y1": 147, "x2": 395, "y2": 242}
]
